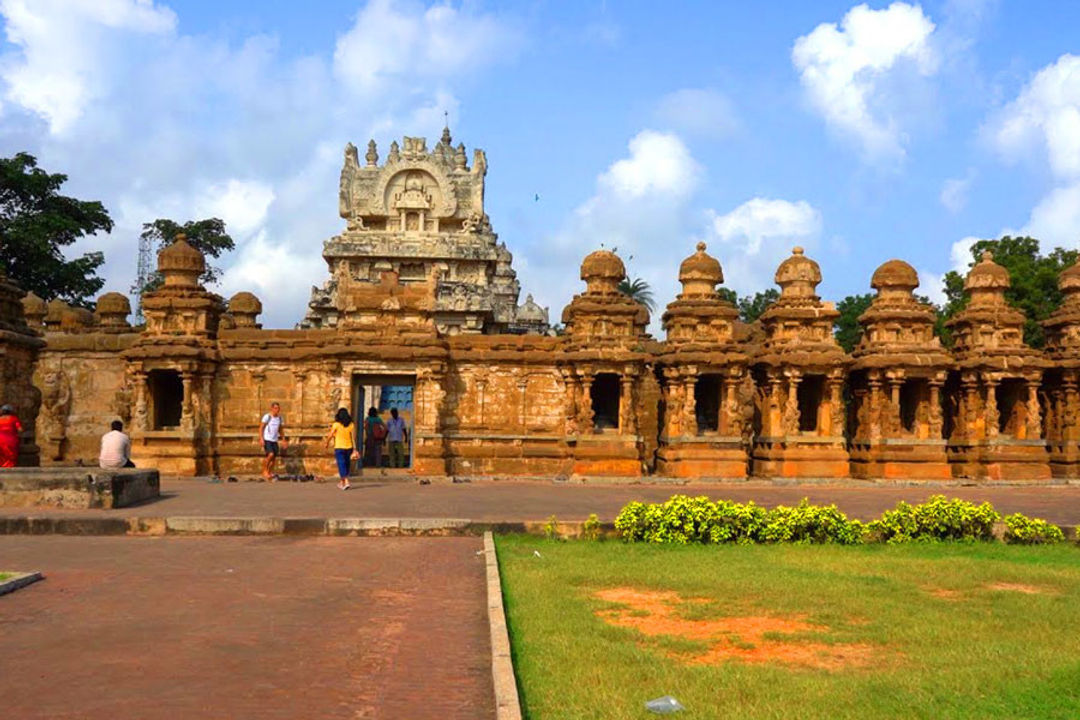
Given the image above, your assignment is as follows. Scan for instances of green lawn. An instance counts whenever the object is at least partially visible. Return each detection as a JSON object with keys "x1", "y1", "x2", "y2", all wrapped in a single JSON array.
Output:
[{"x1": 496, "y1": 535, "x2": 1080, "y2": 720}]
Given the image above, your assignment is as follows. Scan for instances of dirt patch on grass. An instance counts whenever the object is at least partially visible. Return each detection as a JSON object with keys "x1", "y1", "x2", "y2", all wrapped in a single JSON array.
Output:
[
  {"x1": 594, "y1": 587, "x2": 876, "y2": 670},
  {"x1": 986, "y1": 582, "x2": 1053, "y2": 595},
  {"x1": 925, "y1": 587, "x2": 962, "y2": 600}
]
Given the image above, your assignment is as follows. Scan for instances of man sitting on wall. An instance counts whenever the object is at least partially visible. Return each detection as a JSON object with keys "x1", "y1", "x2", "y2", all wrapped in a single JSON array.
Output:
[{"x1": 99, "y1": 420, "x2": 134, "y2": 469}]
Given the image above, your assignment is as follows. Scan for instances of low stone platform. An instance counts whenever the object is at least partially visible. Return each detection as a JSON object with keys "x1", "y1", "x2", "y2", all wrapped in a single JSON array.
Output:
[
  {"x1": 1, "y1": 478, "x2": 1079, "y2": 531},
  {"x1": 0, "y1": 468, "x2": 160, "y2": 509}
]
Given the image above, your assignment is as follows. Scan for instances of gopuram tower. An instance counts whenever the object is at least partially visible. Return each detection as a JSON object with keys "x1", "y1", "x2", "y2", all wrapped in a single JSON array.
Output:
[{"x1": 303, "y1": 127, "x2": 549, "y2": 336}]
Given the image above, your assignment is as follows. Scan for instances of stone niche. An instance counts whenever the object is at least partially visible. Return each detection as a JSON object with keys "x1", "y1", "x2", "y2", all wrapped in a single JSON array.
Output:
[
  {"x1": 655, "y1": 243, "x2": 752, "y2": 478},
  {"x1": 945, "y1": 251, "x2": 1050, "y2": 480},
  {"x1": 750, "y1": 248, "x2": 850, "y2": 478},
  {"x1": 848, "y1": 260, "x2": 953, "y2": 479}
]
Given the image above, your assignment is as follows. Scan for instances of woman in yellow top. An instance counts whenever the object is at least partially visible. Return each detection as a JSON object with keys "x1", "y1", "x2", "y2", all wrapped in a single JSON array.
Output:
[{"x1": 324, "y1": 408, "x2": 359, "y2": 490}]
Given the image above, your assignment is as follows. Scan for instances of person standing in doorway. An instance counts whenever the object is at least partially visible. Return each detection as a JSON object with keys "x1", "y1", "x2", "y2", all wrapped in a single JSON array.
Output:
[
  {"x1": 0, "y1": 404, "x2": 23, "y2": 468},
  {"x1": 324, "y1": 407, "x2": 358, "y2": 490},
  {"x1": 365, "y1": 406, "x2": 386, "y2": 473},
  {"x1": 258, "y1": 402, "x2": 287, "y2": 480},
  {"x1": 387, "y1": 408, "x2": 408, "y2": 468}
]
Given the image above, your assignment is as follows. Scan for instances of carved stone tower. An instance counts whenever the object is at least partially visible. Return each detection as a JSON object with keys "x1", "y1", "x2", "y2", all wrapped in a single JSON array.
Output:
[
  {"x1": 945, "y1": 251, "x2": 1049, "y2": 480},
  {"x1": 656, "y1": 242, "x2": 751, "y2": 478},
  {"x1": 849, "y1": 260, "x2": 953, "y2": 479},
  {"x1": 304, "y1": 128, "x2": 547, "y2": 335},
  {"x1": 751, "y1": 247, "x2": 850, "y2": 478}
]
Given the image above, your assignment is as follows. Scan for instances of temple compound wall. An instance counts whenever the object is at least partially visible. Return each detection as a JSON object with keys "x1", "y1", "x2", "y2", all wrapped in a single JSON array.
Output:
[{"x1": 6, "y1": 131, "x2": 1080, "y2": 482}]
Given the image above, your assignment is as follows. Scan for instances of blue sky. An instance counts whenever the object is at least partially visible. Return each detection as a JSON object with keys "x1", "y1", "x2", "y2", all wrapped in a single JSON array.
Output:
[{"x1": 2, "y1": 0, "x2": 1079, "y2": 328}]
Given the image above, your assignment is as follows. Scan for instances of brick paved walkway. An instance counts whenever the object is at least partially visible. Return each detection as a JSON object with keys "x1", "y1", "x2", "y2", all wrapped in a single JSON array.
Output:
[
  {"x1": 3, "y1": 478, "x2": 1080, "y2": 525},
  {"x1": 0, "y1": 536, "x2": 493, "y2": 720}
]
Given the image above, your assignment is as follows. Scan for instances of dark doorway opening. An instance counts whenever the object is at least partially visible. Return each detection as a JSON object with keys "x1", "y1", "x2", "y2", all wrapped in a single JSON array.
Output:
[
  {"x1": 899, "y1": 379, "x2": 923, "y2": 434},
  {"x1": 695, "y1": 374, "x2": 721, "y2": 433},
  {"x1": 149, "y1": 370, "x2": 183, "y2": 429},
  {"x1": 352, "y1": 374, "x2": 416, "y2": 471},
  {"x1": 591, "y1": 373, "x2": 620, "y2": 431},
  {"x1": 996, "y1": 379, "x2": 1025, "y2": 436},
  {"x1": 797, "y1": 375, "x2": 824, "y2": 433}
]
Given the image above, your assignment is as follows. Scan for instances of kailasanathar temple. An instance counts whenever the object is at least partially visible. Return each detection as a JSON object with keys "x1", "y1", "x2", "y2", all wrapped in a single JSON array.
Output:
[{"x1": 3, "y1": 128, "x2": 1080, "y2": 482}]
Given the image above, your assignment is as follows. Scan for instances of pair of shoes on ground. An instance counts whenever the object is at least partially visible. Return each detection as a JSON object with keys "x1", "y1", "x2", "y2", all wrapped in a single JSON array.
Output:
[{"x1": 337, "y1": 481, "x2": 351, "y2": 491}]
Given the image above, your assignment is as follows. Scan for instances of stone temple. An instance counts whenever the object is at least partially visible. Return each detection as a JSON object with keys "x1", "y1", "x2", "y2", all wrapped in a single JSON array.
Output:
[{"x1": 4, "y1": 129, "x2": 1080, "y2": 482}]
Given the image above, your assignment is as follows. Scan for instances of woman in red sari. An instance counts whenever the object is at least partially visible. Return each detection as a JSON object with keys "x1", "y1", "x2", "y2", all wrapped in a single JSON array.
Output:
[{"x1": 0, "y1": 404, "x2": 23, "y2": 468}]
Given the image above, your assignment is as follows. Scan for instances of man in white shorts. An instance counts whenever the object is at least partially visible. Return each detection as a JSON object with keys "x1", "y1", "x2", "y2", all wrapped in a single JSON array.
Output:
[{"x1": 258, "y1": 402, "x2": 287, "y2": 479}]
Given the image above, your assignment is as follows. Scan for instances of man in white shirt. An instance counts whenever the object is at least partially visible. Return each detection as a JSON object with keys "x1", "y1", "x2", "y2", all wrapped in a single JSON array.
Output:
[
  {"x1": 258, "y1": 402, "x2": 287, "y2": 480},
  {"x1": 99, "y1": 420, "x2": 133, "y2": 469}
]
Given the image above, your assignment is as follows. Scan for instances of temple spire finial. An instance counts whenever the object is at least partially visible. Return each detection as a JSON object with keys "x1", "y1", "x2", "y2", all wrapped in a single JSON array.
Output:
[{"x1": 441, "y1": 111, "x2": 452, "y2": 146}]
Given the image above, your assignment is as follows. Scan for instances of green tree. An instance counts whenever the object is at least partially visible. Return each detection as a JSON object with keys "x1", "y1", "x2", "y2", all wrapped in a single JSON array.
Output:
[
  {"x1": 137, "y1": 217, "x2": 235, "y2": 291},
  {"x1": 717, "y1": 287, "x2": 738, "y2": 305},
  {"x1": 834, "y1": 293, "x2": 874, "y2": 352},
  {"x1": 0, "y1": 152, "x2": 113, "y2": 306},
  {"x1": 617, "y1": 276, "x2": 656, "y2": 313},
  {"x1": 941, "y1": 236, "x2": 1078, "y2": 348},
  {"x1": 737, "y1": 288, "x2": 779, "y2": 323}
]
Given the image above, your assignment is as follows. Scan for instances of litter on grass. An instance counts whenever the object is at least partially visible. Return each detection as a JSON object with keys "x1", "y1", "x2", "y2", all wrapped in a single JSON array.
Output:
[{"x1": 645, "y1": 695, "x2": 685, "y2": 714}]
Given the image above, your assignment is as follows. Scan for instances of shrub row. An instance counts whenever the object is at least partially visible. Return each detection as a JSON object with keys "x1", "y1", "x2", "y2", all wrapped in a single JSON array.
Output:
[{"x1": 613, "y1": 494, "x2": 1067, "y2": 546}]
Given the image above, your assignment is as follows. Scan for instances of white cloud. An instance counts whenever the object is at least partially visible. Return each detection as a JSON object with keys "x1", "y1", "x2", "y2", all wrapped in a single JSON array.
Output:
[
  {"x1": 792, "y1": 2, "x2": 937, "y2": 162},
  {"x1": 526, "y1": 130, "x2": 702, "y2": 330},
  {"x1": 653, "y1": 88, "x2": 738, "y2": 139},
  {"x1": 0, "y1": 0, "x2": 517, "y2": 327},
  {"x1": 987, "y1": 54, "x2": 1080, "y2": 180},
  {"x1": 703, "y1": 197, "x2": 823, "y2": 294},
  {"x1": 0, "y1": 0, "x2": 175, "y2": 134},
  {"x1": 917, "y1": 268, "x2": 946, "y2": 305},
  {"x1": 950, "y1": 235, "x2": 980, "y2": 272},
  {"x1": 978, "y1": 54, "x2": 1080, "y2": 256},
  {"x1": 939, "y1": 170, "x2": 974, "y2": 213},
  {"x1": 332, "y1": 0, "x2": 520, "y2": 95},
  {"x1": 1019, "y1": 182, "x2": 1080, "y2": 248},
  {"x1": 194, "y1": 180, "x2": 276, "y2": 237}
]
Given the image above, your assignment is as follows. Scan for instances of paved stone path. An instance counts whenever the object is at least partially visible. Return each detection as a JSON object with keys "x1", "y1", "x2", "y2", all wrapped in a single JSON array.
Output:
[
  {"x1": 3, "y1": 478, "x2": 1080, "y2": 525},
  {"x1": 0, "y1": 536, "x2": 493, "y2": 720}
]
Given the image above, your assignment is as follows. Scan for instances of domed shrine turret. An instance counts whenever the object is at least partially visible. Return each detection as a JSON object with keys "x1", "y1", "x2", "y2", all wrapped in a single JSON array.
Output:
[
  {"x1": 848, "y1": 259, "x2": 952, "y2": 480},
  {"x1": 1041, "y1": 257, "x2": 1080, "y2": 478},
  {"x1": 944, "y1": 250, "x2": 1048, "y2": 480},
  {"x1": 751, "y1": 247, "x2": 849, "y2": 479},
  {"x1": 656, "y1": 242, "x2": 751, "y2": 478}
]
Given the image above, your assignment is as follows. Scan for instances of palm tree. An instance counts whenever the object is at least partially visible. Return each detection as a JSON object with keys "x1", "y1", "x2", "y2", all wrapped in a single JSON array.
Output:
[{"x1": 617, "y1": 276, "x2": 655, "y2": 313}]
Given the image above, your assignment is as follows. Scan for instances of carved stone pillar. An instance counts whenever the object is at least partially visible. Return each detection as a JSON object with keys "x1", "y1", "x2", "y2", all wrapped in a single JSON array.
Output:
[
  {"x1": 251, "y1": 368, "x2": 267, "y2": 417},
  {"x1": 867, "y1": 372, "x2": 883, "y2": 443},
  {"x1": 928, "y1": 379, "x2": 944, "y2": 439},
  {"x1": 579, "y1": 373, "x2": 594, "y2": 433},
  {"x1": 887, "y1": 377, "x2": 902, "y2": 437},
  {"x1": 1064, "y1": 372, "x2": 1079, "y2": 443},
  {"x1": 960, "y1": 375, "x2": 979, "y2": 441},
  {"x1": 723, "y1": 374, "x2": 741, "y2": 437},
  {"x1": 1026, "y1": 379, "x2": 1043, "y2": 439},
  {"x1": 683, "y1": 373, "x2": 698, "y2": 437},
  {"x1": 828, "y1": 374, "x2": 844, "y2": 437},
  {"x1": 133, "y1": 371, "x2": 149, "y2": 432},
  {"x1": 782, "y1": 372, "x2": 801, "y2": 435},
  {"x1": 663, "y1": 368, "x2": 683, "y2": 438},
  {"x1": 294, "y1": 370, "x2": 308, "y2": 427},
  {"x1": 180, "y1": 372, "x2": 195, "y2": 431},
  {"x1": 619, "y1": 374, "x2": 637, "y2": 436},
  {"x1": 984, "y1": 377, "x2": 999, "y2": 440},
  {"x1": 560, "y1": 369, "x2": 578, "y2": 437},
  {"x1": 768, "y1": 375, "x2": 783, "y2": 436}
]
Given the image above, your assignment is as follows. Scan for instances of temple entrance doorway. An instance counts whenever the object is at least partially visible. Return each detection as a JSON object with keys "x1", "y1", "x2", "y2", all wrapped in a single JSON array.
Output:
[{"x1": 351, "y1": 374, "x2": 416, "y2": 473}]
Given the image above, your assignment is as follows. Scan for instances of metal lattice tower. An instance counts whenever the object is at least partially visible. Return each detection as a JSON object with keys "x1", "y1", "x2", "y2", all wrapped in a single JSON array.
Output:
[{"x1": 133, "y1": 232, "x2": 154, "y2": 324}]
